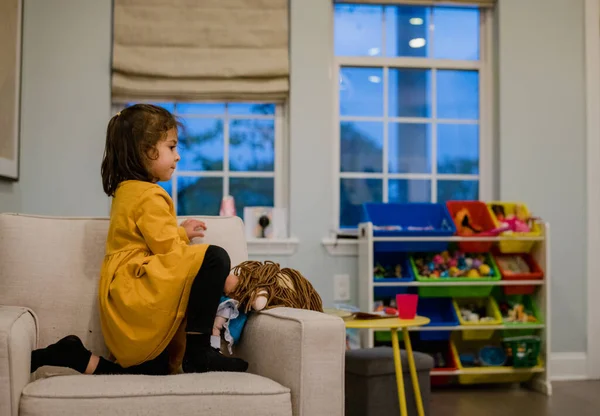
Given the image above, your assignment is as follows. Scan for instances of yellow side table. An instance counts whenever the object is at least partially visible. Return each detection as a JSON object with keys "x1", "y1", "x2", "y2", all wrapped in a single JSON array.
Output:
[{"x1": 345, "y1": 316, "x2": 430, "y2": 416}]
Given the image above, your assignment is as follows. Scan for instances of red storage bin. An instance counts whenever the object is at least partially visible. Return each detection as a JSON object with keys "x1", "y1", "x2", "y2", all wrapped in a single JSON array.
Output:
[
  {"x1": 493, "y1": 253, "x2": 544, "y2": 295},
  {"x1": 446, "y1": 201, "x2": 498, "y2": 253},
  {"x1": 413, "y1": 340, "x2": 457, "y2": 387},
  {"x1": 431, "y1": 342, "x2": 458, "y2": 386}
]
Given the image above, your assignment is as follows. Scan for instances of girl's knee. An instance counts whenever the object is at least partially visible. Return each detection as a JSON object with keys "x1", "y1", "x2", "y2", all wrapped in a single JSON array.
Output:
[{"x1": 206, "y1": 245, "x2": 231, "y2": 274}]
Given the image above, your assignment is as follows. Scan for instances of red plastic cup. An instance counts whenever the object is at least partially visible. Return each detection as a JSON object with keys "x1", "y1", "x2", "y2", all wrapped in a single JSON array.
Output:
[{"x1": 396, "y1": 294, "x2": 418, "y2": 319}]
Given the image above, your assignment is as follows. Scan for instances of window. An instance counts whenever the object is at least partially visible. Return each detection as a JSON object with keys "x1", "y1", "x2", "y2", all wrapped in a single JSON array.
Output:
[
  {"x1": 334, "y1": 4, "x2": 490, "y2": 228},
  {"x1": 120, "y1": 102, "x2": 285, "y2": 216}
]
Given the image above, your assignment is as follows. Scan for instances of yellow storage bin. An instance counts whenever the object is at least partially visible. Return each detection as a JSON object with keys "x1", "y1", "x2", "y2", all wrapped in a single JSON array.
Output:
[
  {"x1": 451, "y1": 337, "x2": 542, "y2": 385},
  {"x1": 487, "y1": 202, "x2": 542, "y2": 253},
  {"x1": 453, "y1": 297, "x2": 502, "y2": 340}
]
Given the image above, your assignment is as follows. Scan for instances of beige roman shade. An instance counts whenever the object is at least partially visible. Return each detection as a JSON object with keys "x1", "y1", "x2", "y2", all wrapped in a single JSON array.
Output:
[
  {"x1": 112, "y1": 0, "x2": 289, "y2": 102},
  {"x1": 334, "y1": 0, "x2": 495, "y2": 7}
]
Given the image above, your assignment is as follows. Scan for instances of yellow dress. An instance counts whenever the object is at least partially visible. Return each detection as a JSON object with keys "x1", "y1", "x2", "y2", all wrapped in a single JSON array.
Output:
[{"x1": 98, "y1": 180, "x2": 208, "y2": 370}]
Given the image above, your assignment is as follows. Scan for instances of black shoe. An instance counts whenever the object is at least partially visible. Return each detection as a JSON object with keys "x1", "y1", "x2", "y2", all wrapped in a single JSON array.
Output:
[
  {"x1": 182, "y1": 347, "x2": 249, "y2": 373},
  {"x1": 31, "y1": 335, "x2": 92, "y2": 373}
]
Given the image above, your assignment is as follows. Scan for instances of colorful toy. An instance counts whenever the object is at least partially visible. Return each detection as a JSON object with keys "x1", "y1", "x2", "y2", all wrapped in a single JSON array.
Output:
[
  {"x1": 413, "y1": 251, "x2": 496, "y2": 279},
  {"x1": 374, "y1": 262, "x2": 403, "y2": 279},
  {"x1": 460, "y1": 346, "x2": 506, "y2": 367},
  {"x1": 498, "y1": 300, "x2": 538, "y2": 323},
  {"x1": 495, "y1": 255, "x2": 531, "y2": 275},
  {"x1": 479, "y1": 346, "x2": 507, "y2": 366},
  {"x1": 459, "y1": 303, "x2": 496, "y2": 323},
  {"x1": 454, "y1": 208, "x2": 482, "y2": 235},
  {"x1": 491, "y1": 204, "x2": 535, "y2": 234},
  {"x1": 374, "y1": 304, "x2": 398, "y2": 315}
]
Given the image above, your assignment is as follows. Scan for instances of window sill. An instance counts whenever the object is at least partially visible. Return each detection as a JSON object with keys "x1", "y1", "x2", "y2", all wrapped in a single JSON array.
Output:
[
  {"x1": 322, "y1": 238, "x2": 358, "y2": 257},
  {"x1": 247, "y1": 237, "x2": 299, "y2": 256}
]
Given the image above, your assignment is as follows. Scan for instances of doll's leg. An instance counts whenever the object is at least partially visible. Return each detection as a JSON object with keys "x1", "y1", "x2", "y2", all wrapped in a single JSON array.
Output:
[
  {"x1": 213, "y1": 315, "x2": 227, "y2": 337},
  {"x1": 183, "y1": 245, "x2": 248, "y2": 373}
]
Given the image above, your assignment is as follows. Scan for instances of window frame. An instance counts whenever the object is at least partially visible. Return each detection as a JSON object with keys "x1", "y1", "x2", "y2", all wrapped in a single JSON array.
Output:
[{"x1": 331, "y1": 5, "x2": 494, "y2": 231}]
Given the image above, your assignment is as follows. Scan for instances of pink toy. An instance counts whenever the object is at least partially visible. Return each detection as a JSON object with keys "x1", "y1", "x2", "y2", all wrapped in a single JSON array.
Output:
[
  {"x1": 504, "y1": 217, "x2": 531, "y2": 233},
  {"x1": 433, "y1": 255, "x2": 444, "y2": 265}
]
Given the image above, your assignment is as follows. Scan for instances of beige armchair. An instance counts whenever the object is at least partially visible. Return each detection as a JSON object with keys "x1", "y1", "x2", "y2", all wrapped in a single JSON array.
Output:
[{"x1": 0, "y1": 214, "x2": 345, "y2": 416}]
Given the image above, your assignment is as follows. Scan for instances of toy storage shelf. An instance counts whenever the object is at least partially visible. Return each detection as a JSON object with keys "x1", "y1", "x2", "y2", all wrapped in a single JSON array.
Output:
[
  {"x1": 374, "y1": 280, "x2": 545, "y2": 287},
  {"x1": 374, "y1": 324, "x2": 545, "y2": 332},
  {"x1": 433, "y1": 367, "x2": 545, "y2": 376},
  {"x1": 373, "y1": 236, "x2": 544, "y2": 242},
  {"x1": 357, "y1": 221, "x2": 552, "y2": 396}
]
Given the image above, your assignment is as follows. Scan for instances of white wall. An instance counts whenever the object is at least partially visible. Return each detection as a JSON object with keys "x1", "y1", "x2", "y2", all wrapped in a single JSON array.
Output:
[
  {"x1": 7, "y1": 0, "x2": 588, "y2": 354},
  {"x1": 14, "y1": 0, "x2": 111, "y2": 217},
  {"x1": 498, "y1": 0, "x2": 587, "y2": 353},
  {"x1": 0, "y1": 182, "x2": 20, "y2": 212}
]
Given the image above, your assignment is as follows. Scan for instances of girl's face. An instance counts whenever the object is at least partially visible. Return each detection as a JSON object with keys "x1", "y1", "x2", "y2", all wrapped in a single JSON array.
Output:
[{"x1": 148, "y1": 128, "x2": 180, "y2": 182}]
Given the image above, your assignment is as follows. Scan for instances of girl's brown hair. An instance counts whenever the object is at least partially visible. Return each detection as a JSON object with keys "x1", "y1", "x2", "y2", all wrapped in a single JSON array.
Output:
[{"x1": 101, "y1": 104, "x2": 180, "y2": 196}]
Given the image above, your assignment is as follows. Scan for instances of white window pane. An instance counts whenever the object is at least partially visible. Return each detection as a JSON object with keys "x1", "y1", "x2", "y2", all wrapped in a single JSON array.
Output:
[
  {"x1": 229, "y1": 119, "x2": 274, "y2": 172},
  {"x1": 388, "y1": 179, "x2": 431, "y2": 203},
  {"x1": 177, "y1": 176, "x2": 223, "y2": 215},
  {"x1": 175, "y1": 103, "x2": 225, "y2": 114},
  {"x1": 385, "y1": 5, "x2": 430, "y2": 58},
  {"x1": 178, "y1": 118, "x2": 224, "y2": 171},
  {"x1": 228, "y1": 103, "x2": 275, "y2": 115},
  {"x1": 437, "y1": 179, "x2": 478, "y2": 202},
  {"x1": 388, "y1": 123, "x2": 431, "y2": 174},
  {"x1": 437, "y1": 70, "x2": 479, "y2": 120},
  {"x1": 230, "y1": 178, "x2": 274, "y2": 214},
  {"x1": 433, "y1": 7, "x2": 479, "y2": 60},
  {"x1": 389, "y1": 68, "x2": 432, "y2": 118},
  {"x1": 437, "y1": 124, "x2": 479, "y2": 174},
  {"x1": 340, "y1": 178, "x2": 383, "y2": 228},
  {"x1": 340, "y1": 67, "x2": 384, "y2": 117},
  {"x1": 335, "y1": 4, "x2": 383, "y2": 57},
  {"x1": 340, "y1": 122, "x2": 383, "y2": 173}
]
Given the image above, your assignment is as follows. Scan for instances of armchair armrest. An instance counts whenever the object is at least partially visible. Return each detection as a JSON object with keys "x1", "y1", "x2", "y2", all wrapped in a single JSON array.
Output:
[
  {"x1": 235, "y1": 307, "x2": 345, "y2": 416},
  {"x1": 0, "y1": 306, "x2": 38, "y2": 416}
]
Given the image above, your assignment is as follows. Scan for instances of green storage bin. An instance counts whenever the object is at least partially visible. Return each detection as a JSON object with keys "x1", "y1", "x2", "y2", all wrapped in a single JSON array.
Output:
[
  {"x1": 495, "y1": 293, "x2": 543, "y2": 337},
  {"x1": 503, "y1": 336, "x2": 541, "y2": 368},
  {"x1": 411, "y1": 253, "x2": 501, "y2": 298}
]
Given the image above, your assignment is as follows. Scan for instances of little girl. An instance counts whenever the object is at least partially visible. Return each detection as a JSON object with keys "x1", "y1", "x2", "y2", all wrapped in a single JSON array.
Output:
[{"x1": 31, "y1": 104, "x2": 248, "y2": 375}]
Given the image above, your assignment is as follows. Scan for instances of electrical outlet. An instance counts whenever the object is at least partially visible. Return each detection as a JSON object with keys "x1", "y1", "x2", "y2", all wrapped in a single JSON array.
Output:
[{"x1": 334, "y1": 274, "x2": 351, "y2": 301}]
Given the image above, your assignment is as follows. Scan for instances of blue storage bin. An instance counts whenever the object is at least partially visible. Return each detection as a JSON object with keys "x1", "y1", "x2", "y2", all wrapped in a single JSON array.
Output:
[
  {"x1": 417, "y1": 298, "x2": 459, "y2": 341},
  {"x1": 374, "y1": 286, "x2": 416, "y2": 298},
  {"x1": 373, "y1": 252, "x2": 414, "y2": 284},
  {"x1": 362, "y1": 203, "x2": 456, "y2": 252}
]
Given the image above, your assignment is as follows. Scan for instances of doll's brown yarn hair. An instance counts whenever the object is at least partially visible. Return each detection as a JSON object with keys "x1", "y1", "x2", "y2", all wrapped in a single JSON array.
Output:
[{"x1": 230, "y1": 261, "x2": 323, "y2": 313}]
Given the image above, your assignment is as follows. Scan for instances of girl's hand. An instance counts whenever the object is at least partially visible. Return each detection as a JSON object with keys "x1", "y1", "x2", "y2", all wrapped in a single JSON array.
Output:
[{"x1": 181, "y1": 219, "x2": 207, "y2": 240}]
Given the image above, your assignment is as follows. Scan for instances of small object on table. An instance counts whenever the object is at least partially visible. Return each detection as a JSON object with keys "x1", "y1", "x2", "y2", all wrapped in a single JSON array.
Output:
[{"x1": 396, "y1": 294, "x2": 419, "y2": 319}]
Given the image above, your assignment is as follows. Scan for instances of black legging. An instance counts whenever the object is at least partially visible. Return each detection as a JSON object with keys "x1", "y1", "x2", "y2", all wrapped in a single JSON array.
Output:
[{"x1": 96, "y1": 245, "x2": 230, "y2": 375}]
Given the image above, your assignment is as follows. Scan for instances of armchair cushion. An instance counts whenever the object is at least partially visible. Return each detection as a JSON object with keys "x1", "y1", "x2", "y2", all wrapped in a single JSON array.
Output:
[{"x1": 20, "y1": 373, "x2": 291, "y2": 416}]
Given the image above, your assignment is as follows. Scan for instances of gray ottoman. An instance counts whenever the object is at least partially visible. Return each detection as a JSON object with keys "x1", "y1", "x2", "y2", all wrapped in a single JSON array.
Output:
[{"x1": 345, "y1": 347, "x2": 434, "y2": 416}]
